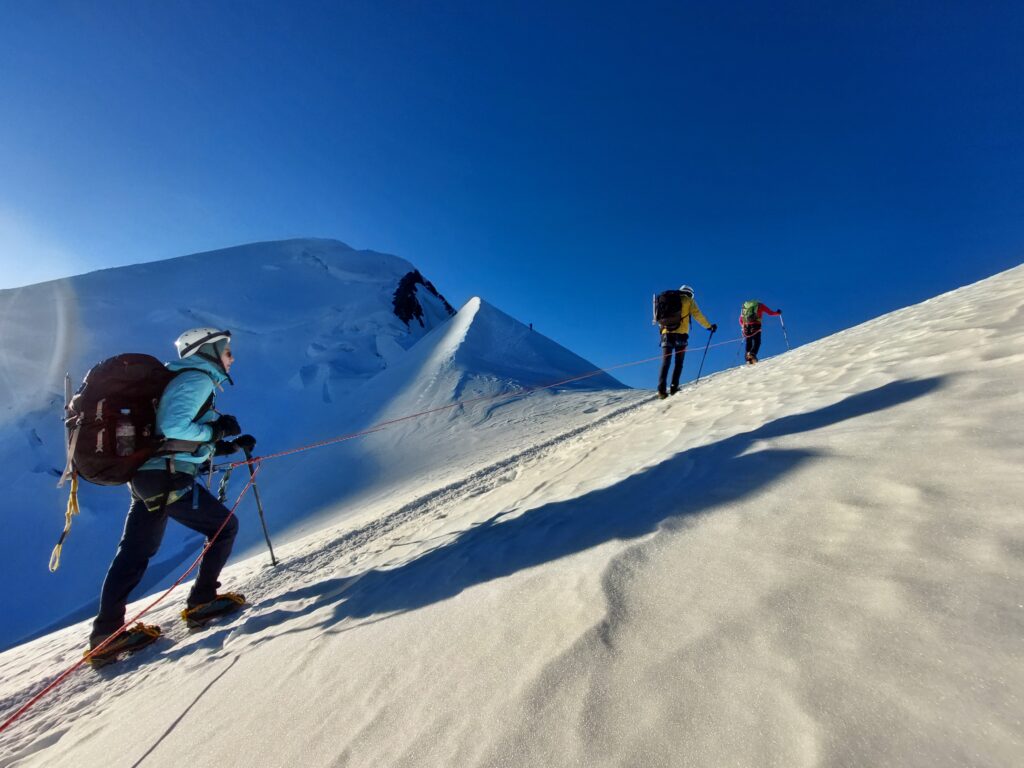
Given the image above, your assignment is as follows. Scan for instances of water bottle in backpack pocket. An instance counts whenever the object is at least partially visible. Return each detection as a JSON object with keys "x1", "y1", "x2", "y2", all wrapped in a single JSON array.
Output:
[{"x1": 115, "y1": 409, "x2": 137, "y2": 457}]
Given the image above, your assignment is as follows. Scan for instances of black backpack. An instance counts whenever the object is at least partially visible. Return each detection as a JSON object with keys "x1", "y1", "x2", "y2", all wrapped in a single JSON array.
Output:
[
  {"x1": 62, "y1": 354, "x2": 183, "y2": 486},
  {"x1": 654, "y1": 290, "x2": 684, "y2": 329}
]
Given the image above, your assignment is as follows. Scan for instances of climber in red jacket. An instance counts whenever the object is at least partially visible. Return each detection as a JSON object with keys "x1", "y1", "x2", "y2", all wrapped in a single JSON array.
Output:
[{"x1": 739, "y1": 300, "x2": 781, "y2": 364}]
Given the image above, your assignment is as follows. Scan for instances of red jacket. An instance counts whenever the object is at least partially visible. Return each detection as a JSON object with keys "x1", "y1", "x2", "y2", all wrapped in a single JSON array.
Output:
[{"x1": 739, "y1": 303, "x2": 781, "y2": 328}]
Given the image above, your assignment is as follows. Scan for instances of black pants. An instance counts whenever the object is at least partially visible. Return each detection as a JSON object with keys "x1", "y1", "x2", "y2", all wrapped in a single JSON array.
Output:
[
  {"x1": 658, "y1": 333, "x2": 688, "y2": 393},
  {"x1": 744, "y1": 323, "x2": 762, "y2": 358},
  {"x1": 91, "y1": 469, "x2": 239, "y2": 644}
]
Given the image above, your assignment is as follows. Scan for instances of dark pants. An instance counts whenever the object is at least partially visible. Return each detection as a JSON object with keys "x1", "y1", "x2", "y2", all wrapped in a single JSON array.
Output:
[
  {"x1": 744, "y1": 323, "x2": 763, "y2": 358},
  {"x1": 658, "y1": 333, "x2": 688, "y2": 393},
  {"x1": 91, "y1": 469, "x2": 239, "y2": 644}
]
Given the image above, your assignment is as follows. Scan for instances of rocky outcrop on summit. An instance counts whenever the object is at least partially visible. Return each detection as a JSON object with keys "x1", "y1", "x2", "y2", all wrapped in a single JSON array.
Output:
[{"x1": 393, "y1": 270, "x2": 456, "y2": 327}]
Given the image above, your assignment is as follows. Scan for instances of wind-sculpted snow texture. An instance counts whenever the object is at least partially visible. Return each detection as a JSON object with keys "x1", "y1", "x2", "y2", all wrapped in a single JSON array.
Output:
[
  {"x1": 2, "y1": 264, "x2": 1023, "y2": 767},
  {"x1": 0, "y1": 239, "x2": 622, "y2": 650}
]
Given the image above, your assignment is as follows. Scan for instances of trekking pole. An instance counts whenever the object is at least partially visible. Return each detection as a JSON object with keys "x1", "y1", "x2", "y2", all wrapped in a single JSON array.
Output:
[
  {"x1": 779, "y1": 315, "x2": 791, "y2": 351},
  {"x1": 695, "y1": 328, "x2": 715, "y2": 383},
  {"x1": 243, "y1": 448, "x2": 278, "y2": 566}
]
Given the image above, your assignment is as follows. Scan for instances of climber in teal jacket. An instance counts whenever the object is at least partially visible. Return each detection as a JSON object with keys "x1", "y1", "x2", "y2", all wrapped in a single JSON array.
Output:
[
  {"x1": 89, "y1": 328, "x2": 255, "y2": 657},
  {"x1": 138, "y1": 354, "x2": 231, "y2": 472}
]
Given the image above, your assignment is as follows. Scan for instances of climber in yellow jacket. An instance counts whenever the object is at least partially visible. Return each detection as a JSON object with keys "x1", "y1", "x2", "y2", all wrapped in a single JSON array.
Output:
[{"x1": 652, "y1": 285, "x2": 716, "y2": 398}]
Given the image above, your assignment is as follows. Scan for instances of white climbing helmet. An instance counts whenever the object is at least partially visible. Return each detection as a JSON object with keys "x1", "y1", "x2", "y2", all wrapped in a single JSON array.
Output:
[
  {"x1": 679, "y1": 285, "x2": 694, "y2": 297},
  {"x1": 174, "y1": 327, "x2": 232, "y2": 359}
]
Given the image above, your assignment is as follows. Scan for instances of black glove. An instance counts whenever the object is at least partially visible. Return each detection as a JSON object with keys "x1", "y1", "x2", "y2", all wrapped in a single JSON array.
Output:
[
  {"x1": 709, "y1": 323, "x2": 718, "y2": 333},
  {"x1": 214, "y1": 440, "x2": 240, "y2": 456},
  {"x1": 210, "y1": 414, "x2": 241, "y2": 441},
  {"x1": 234, "y1": 434, "x2": 257, "y2": 454},
  {"x1": 777, "y1": 308, "x2": 783, "y2": 314}
]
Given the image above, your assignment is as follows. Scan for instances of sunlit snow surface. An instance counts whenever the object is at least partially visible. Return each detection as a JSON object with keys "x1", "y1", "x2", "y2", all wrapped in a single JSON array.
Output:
[{"x1": 1, "y1": 263, "x2": 1022, "y2": 767}]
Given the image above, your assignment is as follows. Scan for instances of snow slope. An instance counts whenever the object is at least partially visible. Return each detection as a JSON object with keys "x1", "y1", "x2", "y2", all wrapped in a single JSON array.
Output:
[
  {"x1": 1, "y1": 264, "x2": 1022, "y2": 767},
  {"x1": 0, "y1": 239, "x2": 624, "y2": 650}
]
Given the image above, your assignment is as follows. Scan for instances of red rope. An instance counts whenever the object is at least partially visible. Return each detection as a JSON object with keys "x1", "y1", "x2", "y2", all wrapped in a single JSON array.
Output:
[
  {"x1": 0, "y1": 467, "x2": 260, "y2": 736},
  {"x1": 1, "y1": 328, "x2": 776, "y2": 735},
  {"x1": 228, "y1": 333, "x2": 750, "y2": 469}
]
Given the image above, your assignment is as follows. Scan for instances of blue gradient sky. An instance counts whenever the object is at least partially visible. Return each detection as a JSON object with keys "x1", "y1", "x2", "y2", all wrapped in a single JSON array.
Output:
[{"x1": 1, "y1": 1, "x2": 1021, "y2": 387}]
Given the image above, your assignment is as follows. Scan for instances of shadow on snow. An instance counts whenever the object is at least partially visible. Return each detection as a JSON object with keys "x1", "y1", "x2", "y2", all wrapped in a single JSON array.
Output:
[
  {"x1": 60, "y1": 376, "x2": 943, "y2": 755},
  {"x1": 222, "y1": 376, "x2": 946, "y2": 647},
  {"x1": 230, "y1": 376, "x2": 942, "y2": 647}
]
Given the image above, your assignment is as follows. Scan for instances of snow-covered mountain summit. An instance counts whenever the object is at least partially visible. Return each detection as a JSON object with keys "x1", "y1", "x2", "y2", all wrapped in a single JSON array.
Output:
[
  {"x1": 0, "y1": 239, "x2": 624, "y2": 650},
  {"x1": 0, "y1": 238, "x2": 455, "y2": 417}
]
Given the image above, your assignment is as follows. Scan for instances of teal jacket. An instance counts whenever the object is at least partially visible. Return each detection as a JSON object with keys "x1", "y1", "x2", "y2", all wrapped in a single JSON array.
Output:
[{"x1": 140, "y1": 356, "x2": 230, "y2": 472}]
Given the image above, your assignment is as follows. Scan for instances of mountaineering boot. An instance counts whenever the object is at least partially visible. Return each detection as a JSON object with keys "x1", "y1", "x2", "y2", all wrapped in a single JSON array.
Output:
[
  {"x1": 669, "y1": 385, "x2": 679, "y2": 396},
  {"x1": 87, "y1": 623, "x2": 161, "y2": 668},
  {"x1": 657, "y1": 389, "x2": 668, "y2": 400},
  {"x1": 745, "y1": 352, "x2": 756, "y2": 365},
  {"x1": 181, "y1": 592, "x2": 246, "y2": 629}
]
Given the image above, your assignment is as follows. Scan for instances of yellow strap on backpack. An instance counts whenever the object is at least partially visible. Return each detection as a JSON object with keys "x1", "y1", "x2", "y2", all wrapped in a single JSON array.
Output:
[{"x1": 49, "y1": 472, "x2": 80, "y2": 572}]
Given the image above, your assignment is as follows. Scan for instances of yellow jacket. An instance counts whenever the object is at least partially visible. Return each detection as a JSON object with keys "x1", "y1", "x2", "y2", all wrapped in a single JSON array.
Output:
[{"x1": 661, "y1": 295, "x2": 712, "y2": 335}]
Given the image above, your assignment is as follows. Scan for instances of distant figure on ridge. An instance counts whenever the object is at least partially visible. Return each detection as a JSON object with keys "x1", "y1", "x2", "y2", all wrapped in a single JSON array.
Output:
[
  {"x1": 739, "y1": 300, "x2": 781, "y2": 364},
  {"x1": 652, "y1": 285, "x2": 716, "y2": 399},
  {"x1": 86, "y1": 328, "x2": 255, "y2": 665}
]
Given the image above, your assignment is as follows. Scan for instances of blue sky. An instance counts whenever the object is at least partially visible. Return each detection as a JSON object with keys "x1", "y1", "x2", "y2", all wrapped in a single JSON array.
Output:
[{"x1": 1, "y1": 1, "x2": 1021, "y2": 387}]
